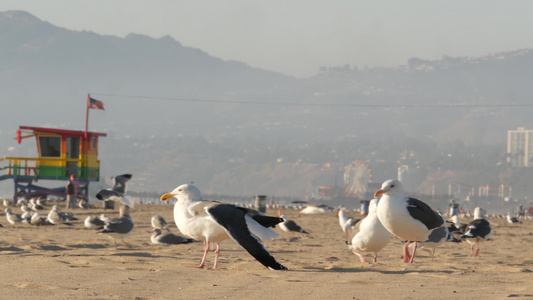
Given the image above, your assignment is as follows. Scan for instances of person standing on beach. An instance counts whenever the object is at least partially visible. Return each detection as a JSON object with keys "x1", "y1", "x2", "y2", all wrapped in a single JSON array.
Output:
[{"x1": 66, "y1": 174, "x2": 80, "y2": 209}]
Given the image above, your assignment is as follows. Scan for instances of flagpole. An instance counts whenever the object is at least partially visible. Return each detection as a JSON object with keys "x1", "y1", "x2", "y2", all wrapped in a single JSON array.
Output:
[{"x1": 85, "y1": 94, "x2": 90, "y2": 139}]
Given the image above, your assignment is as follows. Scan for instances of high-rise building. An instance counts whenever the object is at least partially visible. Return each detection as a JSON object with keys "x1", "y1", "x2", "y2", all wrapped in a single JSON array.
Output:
[{"x1": 507, "y1": 127, "x2": 533, "y2": 167}]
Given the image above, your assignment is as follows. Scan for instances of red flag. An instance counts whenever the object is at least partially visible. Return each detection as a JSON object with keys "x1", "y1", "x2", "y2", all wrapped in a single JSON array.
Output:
[{"x1": 89, "y1": 97, "x2": 105, "y2": 110}]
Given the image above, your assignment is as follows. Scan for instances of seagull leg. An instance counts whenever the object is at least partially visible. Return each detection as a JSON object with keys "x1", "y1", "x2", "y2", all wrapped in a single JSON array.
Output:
[
  {"x1": 197, "y1": 241, "x2": 209, "y2": 269},
  {"x1": 409, "y1": 241, "x2": 418, "y2": 263},
  {"x1": 212, "y1": 243, "x2": 221, "y2": 269},
  {"x1": 373, "y1": 253, "x2": 378, "y2": 263},
  {"x1": 352, "y1": 250, "x2": 368, "y2": 263},
  {"x1": 474, "y1": 242, "x2": 480, "y2": 257},
  {"x1": 403, "y1": 241, "x2": 412, "y2": 263}
]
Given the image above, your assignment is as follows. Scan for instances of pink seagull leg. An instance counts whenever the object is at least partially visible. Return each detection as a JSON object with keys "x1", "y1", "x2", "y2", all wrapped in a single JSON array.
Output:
[
  {"x1": 409, "y1": 241, "x2": 418, "y2": 263},
  {"x1": 212, "y1": 243, "x2": 221, "y2": 269},
  {"x1": 198, "y1": 241, "x2": 210, "y2": 269},
  {"x1": 403, "y1": 241, "x2": 412, "y2": 263},
  {"x1": 352, "y1": 250, "x2": 368, "y2": 263}
]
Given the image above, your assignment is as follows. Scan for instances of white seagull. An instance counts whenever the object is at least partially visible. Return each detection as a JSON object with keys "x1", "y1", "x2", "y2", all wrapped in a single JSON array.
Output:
[
  {"x1": 98, "y1": 205, "x2": 134, "y2": 248},
  {"x1": 46, "y1": 205, "x2": 73, "y2": 226},
  {"x1": 338, "y1": 208, "x2": 360, "y2": 241},
  {"x1": 151, "y1": 214, "x2": 169, "y2": 231},
  {"x1": 5, "y1": 208, "x2": 23, "y2": 227},
  {"x1": 461, "y1": 207, "x2": 491, "y2": 257},
  {"x1": 349, "y1": 198, "x2": 390, "y2": 263},
  {"x1": 160, "y1": 184, "x2": 287, "y2": 270},
  {"x1": 375, "y1": 179, "x2": 444, "y2": 263}
]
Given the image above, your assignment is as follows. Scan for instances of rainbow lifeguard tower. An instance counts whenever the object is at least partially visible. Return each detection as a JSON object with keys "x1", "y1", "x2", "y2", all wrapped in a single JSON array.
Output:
[{"x1": 0, "y1": 95, "x2": 107, "y2": 201}]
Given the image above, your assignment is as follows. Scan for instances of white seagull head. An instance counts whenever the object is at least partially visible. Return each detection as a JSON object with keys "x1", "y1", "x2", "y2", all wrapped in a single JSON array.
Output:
[
  {"x1": 473, "y1": 207, "x2": 486, "y2": 219},
  {"x1": 374, "y1": 179, "x2": 405, "y2": 198},
  {"x1": 160, "y1": 184, "x2": 202, "y2": 202}
]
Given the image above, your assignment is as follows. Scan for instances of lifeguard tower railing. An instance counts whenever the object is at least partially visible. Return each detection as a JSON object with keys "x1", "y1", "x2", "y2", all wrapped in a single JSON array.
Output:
[{"x1": 0, "y1": 156, "x2": 101, "y2": 180}]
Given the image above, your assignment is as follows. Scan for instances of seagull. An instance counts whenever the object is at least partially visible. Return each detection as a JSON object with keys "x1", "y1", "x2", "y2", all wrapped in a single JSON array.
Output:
[
  {"x1": 36, "y1": 198, "x2": 48, "y2": 207},
  {"x1": 78, "y1": 200, "x2": 92, "y2": 209},
  {"x1": 461, "y1": 207, "x2": 491, "y2": 257},
  {"x1": 3, "y1": 198, "x2": 13, "y2": 207},
  {"x1": 506, "y1": 213, "x2": 521, "y2": 224},
  {"x1": 160, "y1": 184, "x2": 287, "y2": 270},
  {"x1": 84, "y1": 215, "x2": 106, "y2": 230},
  {"x1": 21, "y1": 211, "x2": 32, "y2": 224},
  {"x1": 98, "y1": 205, "x2": 134, "y2": 248},
  {"x1": 150, "y1": 228, "x2": 193, "y2": 245},
  {"x1": 29, "y1": 198, "x2": 44, "y2": 210},
  {"x1": 95, "y1": 174, "x2": 134, "y2": 208},
  {"x1": 413, "y1": 225, "x2": 452, "y2": 259},
  {"x1": 151, "y1": 215, "x2": 169, "y2": 231},
  {"x1": 30, "y1": 212, "x2": 50, "y2": 226},
  {"x1": 278, "y1": 210, "x2": 308, "y2": 234},
  {"x1": 46, "y1": 205, "x2": 73, "y2": 226},
  {"x1": 349, "y1": 198, "x2": 390, "y2": 263},
  {"x1": 338, "y1": 208, "x2": 360, "y2": 241},
  {"x1": 300, "y1": 204, "x2": 330, "y2": 214},
  {"x1": 375, "y1": 179, "x2": 444, "y2": 263},
  {"x1": 5, "y1": 208, "x2": 23, "y2": 227},
  {"x1": 448, "y1": 214, "x2": 468, "y2": 234}
]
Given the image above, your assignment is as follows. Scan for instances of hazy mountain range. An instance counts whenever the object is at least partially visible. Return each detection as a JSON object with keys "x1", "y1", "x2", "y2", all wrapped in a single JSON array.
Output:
[{"x1": 1, "y1": 10, "x2": 533, "y2": 203}]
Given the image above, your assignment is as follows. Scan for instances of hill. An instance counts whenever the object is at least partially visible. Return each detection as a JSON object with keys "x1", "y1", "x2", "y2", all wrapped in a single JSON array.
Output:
[{"x1": 1, "y1": 10, "x2": 532, "y2": 202}]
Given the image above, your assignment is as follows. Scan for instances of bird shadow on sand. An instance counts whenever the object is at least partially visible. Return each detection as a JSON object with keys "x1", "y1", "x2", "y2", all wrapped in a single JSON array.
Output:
[
  {"x1": 300, "y1": 266, "x2": 454, "y2": 275},
  {"x1": 109, "y1": 251, "x2": 156, "y2": 258},
  {"x1": 67, "y1": 243, "x2": 107, "y2": 249},
  {"x1": 0, "y1": 246, "x2": 26, "y2": 253}
]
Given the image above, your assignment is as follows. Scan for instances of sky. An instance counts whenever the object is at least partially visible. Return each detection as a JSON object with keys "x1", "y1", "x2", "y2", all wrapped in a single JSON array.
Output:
[{"x1": 1, "y1": 1, "x2": 533, "y2": 77}]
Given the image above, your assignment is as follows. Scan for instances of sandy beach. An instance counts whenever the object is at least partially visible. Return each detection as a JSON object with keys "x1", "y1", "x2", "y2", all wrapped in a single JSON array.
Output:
[{"x1": 1, "y1": 201, "x2": 532, "y2": 299}]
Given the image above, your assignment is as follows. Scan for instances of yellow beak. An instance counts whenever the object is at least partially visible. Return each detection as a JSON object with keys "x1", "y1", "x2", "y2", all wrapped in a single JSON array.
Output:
[
  {"x1": 374, "y1": 189, "x2": 385, "y2": 198},
  {"x1": 160, "y1": 193, "x2": 174, "y2": 201}
]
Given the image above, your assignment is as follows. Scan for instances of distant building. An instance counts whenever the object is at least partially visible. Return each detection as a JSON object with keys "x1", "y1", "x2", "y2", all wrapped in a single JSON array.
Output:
[
  {"x1": 398, "y1": 165, "x2": 420, "y2": 192},
  {"x1": 507, "y1": 127, "x2": 533, "y2": 167}
]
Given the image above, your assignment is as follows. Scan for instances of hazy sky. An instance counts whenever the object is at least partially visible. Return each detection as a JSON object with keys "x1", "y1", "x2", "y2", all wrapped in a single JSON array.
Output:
[{"x1": 1, "y1": 1, "x2": 533, "y2": 77}]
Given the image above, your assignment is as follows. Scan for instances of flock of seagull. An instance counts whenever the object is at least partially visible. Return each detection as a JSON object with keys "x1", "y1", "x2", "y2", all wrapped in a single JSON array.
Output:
[{"x1": 0, "y1": 176, "x2": 526, "y2": 271}]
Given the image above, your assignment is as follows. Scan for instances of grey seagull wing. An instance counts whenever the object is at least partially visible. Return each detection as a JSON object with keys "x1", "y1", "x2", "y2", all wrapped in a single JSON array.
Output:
[
  {"x1": 158, "y1": 233, "x2": 193, "y2": 245},
  {"x1": 112, "y1": 174, "x2": 132, "y2": 195},
  {"x1": 103, "y1": 217, "x2": 134, "y2": 234},
  {"x1": 96, "y1": 189, "x2": 121, "y2": 201},
  {"x1": 406, "y1": 197, "x2": 444, "y2": 230},
  {"x1": 207, "y1": 204, "x2": 287, "y2": 270}
]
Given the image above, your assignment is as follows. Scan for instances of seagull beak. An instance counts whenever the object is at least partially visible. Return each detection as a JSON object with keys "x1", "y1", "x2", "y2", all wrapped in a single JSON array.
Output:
[
  {"x1": 374, "y1": 189, "x2": 385, "y2": 198},
  {"x1": 160, "y1": 193, "x2": 174, "y2": 201}
]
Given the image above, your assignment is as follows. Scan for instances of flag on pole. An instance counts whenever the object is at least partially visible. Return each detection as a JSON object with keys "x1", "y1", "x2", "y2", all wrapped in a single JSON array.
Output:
[{"x1": 88, "y1": 97, "x2": 105, "y2": 110}]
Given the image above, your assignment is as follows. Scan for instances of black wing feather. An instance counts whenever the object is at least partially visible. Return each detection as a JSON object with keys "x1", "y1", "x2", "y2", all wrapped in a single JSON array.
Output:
[
  {"x1": 208, "y1": 204, "x2": 287, "y2": 270},
  {"x1": 406, "y1": 197, "x2": 444, "y2": 230}
]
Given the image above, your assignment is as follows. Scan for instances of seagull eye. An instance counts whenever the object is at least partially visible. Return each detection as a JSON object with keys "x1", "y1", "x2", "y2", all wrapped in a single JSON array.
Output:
[
  {"x1": 178, "y1": 189, "x2": 182, "y2": 192},
  {"x1": 391, "y1": 184, "x2": 395, "y2": 188}
]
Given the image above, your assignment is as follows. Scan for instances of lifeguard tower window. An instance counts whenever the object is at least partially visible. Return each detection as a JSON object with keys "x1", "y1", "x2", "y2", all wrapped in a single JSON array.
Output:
[
  {"x1": 67, "y1": 137, "x2": 80, "y2": 159},
  {"x1": 39, "y1": 136, "x2": 61, "y2": 157},
  {"x1": 90, "y1": 136, "x2": 97, "y2": 151}
]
